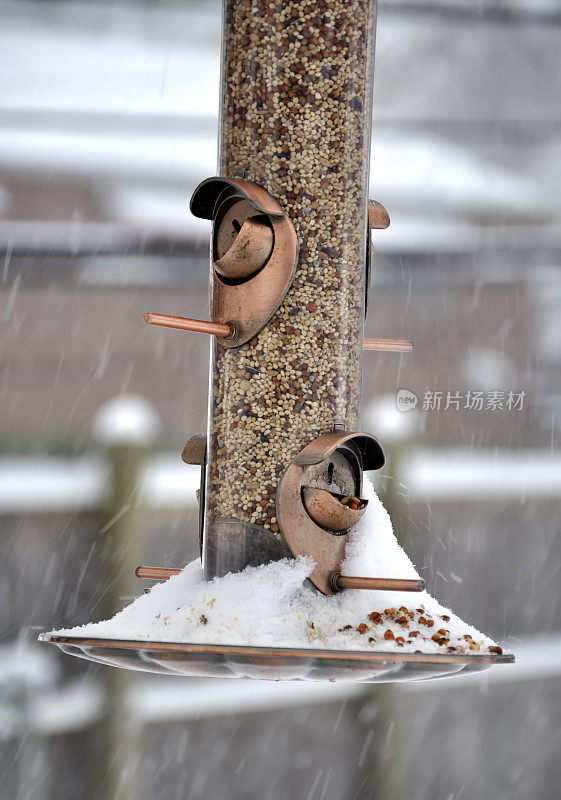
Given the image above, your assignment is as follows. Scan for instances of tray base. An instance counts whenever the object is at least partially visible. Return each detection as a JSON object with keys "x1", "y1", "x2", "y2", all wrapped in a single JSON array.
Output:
[{"x1": 40, "y1": 635, "x2": 514, "y2": 682}]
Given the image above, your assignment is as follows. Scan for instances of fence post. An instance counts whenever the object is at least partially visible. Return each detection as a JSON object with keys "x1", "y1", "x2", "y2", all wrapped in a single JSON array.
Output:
[
  {"x1": 90, "y1": 395, "x2": 160, "y2": 800},
  {"x1": 362, "y1": 395, "x2": 418, "y2": 800}
]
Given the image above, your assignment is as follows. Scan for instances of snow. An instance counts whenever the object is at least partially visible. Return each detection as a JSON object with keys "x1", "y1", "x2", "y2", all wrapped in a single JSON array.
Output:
[
  {"x1": 0, "y1": 6, "x2": 221, "y2": 116},
  {"x1": 50, "y1": 479, "x2": 504, "y2": 657},
  {"x1": 403, "y1": 449, "x2": 561, "y2": 499},
  {"x1": 3, "y1": 2, "x2": 558, "y2": 254},
  {"x1": 4, "y1": 448, "x2": 561, "y2": 514},
  {"x1": 0, "y1": 456, "x2": 106, "y2": 512},
  {"x1": 365, "y1": 394, "x2": 419, "y2": 442},
  {"x1": 28, "y1": 681, "x2": 104, "y2": 737},
  {"x1": 139, "y1": 455, "x2": 199, "y2": 509},
  {"x1": 0, "y1": 642, "x2": 58, "y2": 690},
  {"x1": 130, "y1": 678, "x2": 364, "y2": 723},
  {"x1": 370, "y1": 134, "x2": 544, "y2": 217},
  {"x1": 92, "y1": 394, "x2": 161, "y2": 447}
]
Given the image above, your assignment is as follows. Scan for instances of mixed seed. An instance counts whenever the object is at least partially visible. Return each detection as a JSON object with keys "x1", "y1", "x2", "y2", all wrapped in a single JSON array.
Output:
[
  {"x1": 339, "y1": 495, "x2": 365, "y2": 510},
  {"x1": 336, "y1": 605, "x2": 504, "y2": 655},
  {"x1": 204, "y1": 0, "x2": 376, "y2": 573}
]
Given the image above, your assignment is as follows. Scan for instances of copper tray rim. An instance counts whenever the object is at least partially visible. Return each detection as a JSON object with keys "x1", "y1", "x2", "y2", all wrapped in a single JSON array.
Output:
[{"x1": 40, "y1": 634, "x2": 515, "y2": 665}]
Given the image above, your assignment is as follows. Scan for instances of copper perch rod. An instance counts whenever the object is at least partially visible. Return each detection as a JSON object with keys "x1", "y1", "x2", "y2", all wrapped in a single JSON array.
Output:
[
  {"x1": 146, "y1": 312, "x2": 411, "y2": 352},
  {"x1": 136, "y1": 566, "x2": 182, "y2": 580},
  {"x1": 136, "y1": 566, "x2": 425, "y2": 593},
  {"x1": 331, "y1": 573, "x2": 425, "y2": 592},
  {"x1": 144, "y1": 312, "x2": 236, "y2": 340},
  {"x1": 363, "y1": 338, "x2": 413, "y2": 352}
]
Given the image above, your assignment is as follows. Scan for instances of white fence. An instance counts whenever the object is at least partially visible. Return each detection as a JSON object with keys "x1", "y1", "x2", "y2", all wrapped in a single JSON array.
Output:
[{"x1": 2, "y1": 448, "x2": 561, "y2": 514}]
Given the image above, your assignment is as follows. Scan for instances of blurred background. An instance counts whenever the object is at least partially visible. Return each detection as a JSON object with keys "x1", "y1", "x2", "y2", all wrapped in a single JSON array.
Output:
[{"x1": 1, "y1": 0, "x2": 561, "y2": 798}]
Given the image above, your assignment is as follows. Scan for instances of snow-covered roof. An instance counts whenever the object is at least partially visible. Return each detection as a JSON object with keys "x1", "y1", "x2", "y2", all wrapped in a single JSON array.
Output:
[{"x1": 0, "y1": 0, "x2": 559, "y2": 251}]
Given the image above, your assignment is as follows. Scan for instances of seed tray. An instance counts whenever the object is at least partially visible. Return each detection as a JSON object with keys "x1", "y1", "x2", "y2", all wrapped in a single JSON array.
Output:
[{"x1": 40, "y1": 634, "x2": 514, "y2": 682}]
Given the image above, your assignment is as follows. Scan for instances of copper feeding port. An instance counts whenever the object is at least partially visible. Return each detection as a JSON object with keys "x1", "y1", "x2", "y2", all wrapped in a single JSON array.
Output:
[
  {"x1": 191, "y1": 177, "x2": 298, "y2": 348},
  {"x1": 213, "y1": 203, "x2": 274, "y2": 281},
  {"x1": 277, "y1": 431, "x2": 386, "y2": 595},
  {"x1": 302, "y1": 487, "x2": 368, "y2": 533},
  {"x1": 278, "y1": 431, "x2": 426, "y2": 597}
]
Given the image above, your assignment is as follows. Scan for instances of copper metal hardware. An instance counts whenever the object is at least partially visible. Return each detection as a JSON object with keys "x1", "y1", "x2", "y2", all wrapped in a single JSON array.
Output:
[
  {"x1": 330, "y1": 573, "x2": 425, "y2": 593},
  {"x1": 180, "y1": 432, "x2": 207, "y2": 555},
  {"x1": 145, "y1": 312, "x2": 412, "y2": 353},
  {"x1": 135, "y1": 566, "x2": 424, "y2": 595},
  {"x1": 302, "y1": 487, "x2": 368, "y2": 533},
  {"x1": 368, "y1": 200, "x2": 390, "y2": 230},
  {"x1": 363, "y1": 200, "x2": 412, "y2": 351},
  {"x1": 41, "y1": 635, "x2": 514, "y2": 681},
  {"x1": 144, "y1": 313, "x2": 237, "y2": 341},
  {"x1": 136, "y1": 566, "x2": 181, "y2": 580},
  {"x1": 364, "y1": 200, "x2": 409, "y2": 350},
  {"x1": 276, "y1": 430, "x2": 385, "y2": 595},
  {"x1": 214, "y1": 208, "x2": 274, "y2": 280},
  {"x1": 144, "y1": 177, "x2": 297, "y2": 349},
  {"x1": 289, "y1": 431, "x2": 384, "y2": 470},
  {"x1": 364, "y1": 199, "x2": 390, "y2": 316},
  {"x1": 181, "y1": 433, "x2": 207, "y2": 465},
  {"x1": 277, "y1": 433, "x2": 425, "y2": 596},
  {"x1": 190, "y1": 176, "x2": 298, "y2": 348},
  {"x1": 363, "y1": 338, "x2": 413, "y2": 352}
]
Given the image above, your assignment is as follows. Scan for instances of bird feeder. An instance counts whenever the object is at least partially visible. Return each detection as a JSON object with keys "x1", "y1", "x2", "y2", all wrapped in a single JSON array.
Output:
[{"x1": 41, "y1": 0, "x2": 513, "y2": 681}]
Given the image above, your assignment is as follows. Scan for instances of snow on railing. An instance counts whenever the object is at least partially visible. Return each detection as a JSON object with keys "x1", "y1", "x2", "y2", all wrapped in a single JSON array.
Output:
[
  {"x1": 0, "y1": 456, "x2": 107, "y2": 513},
  {"x1": 402, "y1": 448, "x2": 561, "y2": 500},
  {"x1": 1, "y1": 449, "x2": 561, "y2": 514}
]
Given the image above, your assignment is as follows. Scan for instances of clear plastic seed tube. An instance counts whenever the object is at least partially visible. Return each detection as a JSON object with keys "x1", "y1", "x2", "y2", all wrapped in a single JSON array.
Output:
[{"x1": 203, "y1": 0, "x2": 377, "y2": 578}]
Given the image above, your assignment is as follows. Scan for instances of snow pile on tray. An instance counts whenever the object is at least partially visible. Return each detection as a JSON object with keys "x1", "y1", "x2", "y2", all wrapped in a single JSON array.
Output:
[{"x1": 51, "y1": 479, "x2": 505, "y2": 656}]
